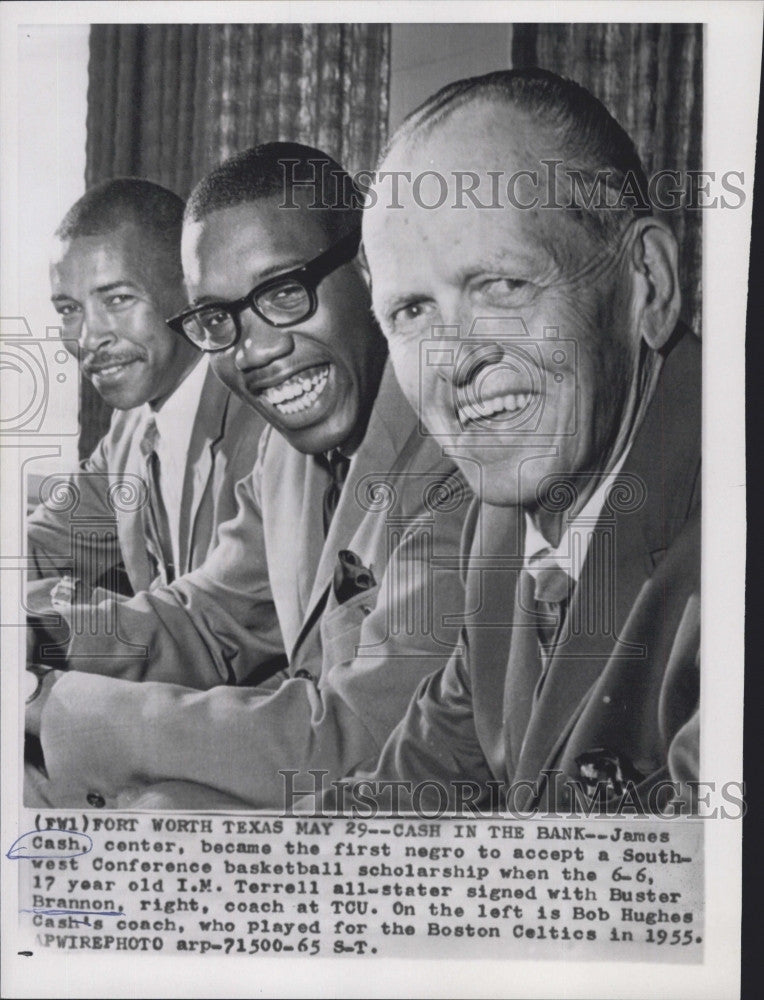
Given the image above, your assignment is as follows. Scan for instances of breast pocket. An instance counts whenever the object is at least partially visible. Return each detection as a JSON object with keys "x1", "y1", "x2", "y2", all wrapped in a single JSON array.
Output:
[{"x1": 319, "y1": 583, "x2": 381, "y2": 672}]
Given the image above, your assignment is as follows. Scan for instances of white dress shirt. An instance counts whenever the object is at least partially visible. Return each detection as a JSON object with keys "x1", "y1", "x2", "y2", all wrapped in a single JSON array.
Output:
[
  {"x1": 149, "y1": 356, "x2": 209, "y2": 573},
  {"x1": 523, "y1": 445, "x2": 631, "y2": 581}
]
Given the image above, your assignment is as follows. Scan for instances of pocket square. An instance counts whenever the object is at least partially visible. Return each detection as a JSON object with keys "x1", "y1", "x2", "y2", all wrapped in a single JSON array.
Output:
[
  {"x1": 333, "y1": 550, "x2": 376, "y2": 605},
  {"x1": 574, "y1": 747, "x2": 645, "y2": 800}
]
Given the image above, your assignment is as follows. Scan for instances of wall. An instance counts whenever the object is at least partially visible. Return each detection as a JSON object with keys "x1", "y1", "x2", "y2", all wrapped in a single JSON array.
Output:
[
  {"x1": 9, "y1": 23, "x2": 513, "y2": 483},
  {"x1": 16, "y1": 24, "x2": 90, "y2": 477},
  {"x1": 389, "y1": 23, "x2": 513, "y2": 130}
]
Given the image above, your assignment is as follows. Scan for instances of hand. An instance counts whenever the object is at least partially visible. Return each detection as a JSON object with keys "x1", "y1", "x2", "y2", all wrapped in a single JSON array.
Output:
[
  {"x1": 25, "y1": 667, "x2": 63, "y2": 739},
  {"x1": 50, "y1": 574, "x2": 82, "y2": 611}
]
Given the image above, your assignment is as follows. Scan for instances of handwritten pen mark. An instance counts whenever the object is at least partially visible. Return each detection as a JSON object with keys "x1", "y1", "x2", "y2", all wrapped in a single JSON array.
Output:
[
  {"x1": 6, "y1": 829, "x2": 92, "y2": 861},
  {"x1": 20, "y1": 908, "x2": 124, "y2": 919}
]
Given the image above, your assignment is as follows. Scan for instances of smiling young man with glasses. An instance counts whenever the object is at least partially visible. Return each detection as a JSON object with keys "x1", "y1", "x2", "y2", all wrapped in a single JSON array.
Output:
[{"x1": 25, "y1": 143, "x2": 471, "y2": 811}]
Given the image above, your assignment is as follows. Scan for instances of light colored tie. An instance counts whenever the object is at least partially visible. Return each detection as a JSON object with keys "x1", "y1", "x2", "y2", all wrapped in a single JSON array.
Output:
[
  {"x1": 139, "y1": 418, "x2": 175, "y2": 585},
  {"x1": 526, "y1": 553, "x2": 574, "y2": 655},
  {"x1": 504, "y1": 558, "x2": 574, "y2": 771}
]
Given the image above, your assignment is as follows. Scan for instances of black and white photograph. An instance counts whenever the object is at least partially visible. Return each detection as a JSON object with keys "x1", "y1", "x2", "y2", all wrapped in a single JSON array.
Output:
[{"x1": 0, "y1": 2, "x2": 756, "y2": 997}]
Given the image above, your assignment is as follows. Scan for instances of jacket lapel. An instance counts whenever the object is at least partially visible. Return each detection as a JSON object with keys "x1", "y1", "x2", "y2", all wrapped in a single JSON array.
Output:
[
  {"x1": 289, "y1": 363, "x2": 411, "y2": 661},
  {"x1": 465, "y1": 501, "x2": 523, "y2": 781},
  {"x1": 512, "y1": 515, "x2": 652, "y2": 790},
  {"x1": 181, "y1": 365, "x2": 227, "y2": 575},
  {"x1": 510, "y1": 328, "x2": 701, "y2": 798},
  {"x1": 296, "y1": 456, "x2": 329, "y2": 619},
  {"x1": 120, "y1": 412, "x2": 156, "y2": 593}
]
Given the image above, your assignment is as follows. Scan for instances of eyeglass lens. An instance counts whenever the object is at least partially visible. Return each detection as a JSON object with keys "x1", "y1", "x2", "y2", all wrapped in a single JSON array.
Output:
[{"x1": 182, "y1": 278, "x2": 313, "y2": 348}]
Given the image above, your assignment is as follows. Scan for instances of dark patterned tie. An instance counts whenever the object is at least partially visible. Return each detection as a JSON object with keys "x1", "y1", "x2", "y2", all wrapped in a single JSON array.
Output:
[
  {"x1": 139, "y1": 418, "x2": 175, "y2": 585},
  {"x1": 320, "y1": 450, "x2": 350, "y2": 536},
  {"x1": 528, "y1": 557, "x2": 573, "y2": 654}
]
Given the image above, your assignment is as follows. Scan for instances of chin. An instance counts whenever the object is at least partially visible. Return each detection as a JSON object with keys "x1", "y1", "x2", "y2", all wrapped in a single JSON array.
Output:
[
  {"x1": 281, "y1": 423, "x2": 350, "y2": 456},
  {"x1": 458, "y1": 456, "x2": 540, "y2": 509},
  {"x1": 471, "y1": 477, "x2": 524, "y2": 508},
  {"x1": 100, "y1": 392, "x2": 139, "y2": 411}
]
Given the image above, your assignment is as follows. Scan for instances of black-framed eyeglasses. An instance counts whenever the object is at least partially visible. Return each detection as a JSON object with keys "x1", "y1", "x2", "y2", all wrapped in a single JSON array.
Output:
[{"x1": 167, "y1": 230, "x2": 361, "y2": 353}]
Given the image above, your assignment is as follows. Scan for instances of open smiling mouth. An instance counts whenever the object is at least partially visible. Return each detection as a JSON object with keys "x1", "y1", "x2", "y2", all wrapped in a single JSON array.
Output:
[
  {"x1": 259, "y1": 364, "x2": 330, "y2": 416},
  {"x1": 454, "y1": 361, "x2": 538, "y2": 426},
  {"x1": 88, "y1": 359, "x2": 140, "y2": 380},
  {"x1": 456, "y1": 389, "x2": 536, "y2": 424}
]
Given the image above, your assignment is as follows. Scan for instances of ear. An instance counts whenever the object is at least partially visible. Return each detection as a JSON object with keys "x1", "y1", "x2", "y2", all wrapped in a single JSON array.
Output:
[{"x1": 627, "y1": 217, "x2": 682, "y2": 350}]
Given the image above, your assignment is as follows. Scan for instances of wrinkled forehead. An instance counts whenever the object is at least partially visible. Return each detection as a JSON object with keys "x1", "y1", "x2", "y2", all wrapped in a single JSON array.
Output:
[
  {"x1": 51, "y1": 222, "x2": 138, "y2": 261},
  {"x1": 381, "y1": 99, "x2": 545, "y2": 178},
  {"x1": 364, "y1": 98, "x2": 628, "y2": 273},
  {"x1": 49, "y1": 223, "x2": 157, "y2": 288},
  {"x1": 364, "y1": 104, "x2": 602, "y2": 279},
  {"x1": 371, "y1": 105, "x2": 542, "y2": 237}
]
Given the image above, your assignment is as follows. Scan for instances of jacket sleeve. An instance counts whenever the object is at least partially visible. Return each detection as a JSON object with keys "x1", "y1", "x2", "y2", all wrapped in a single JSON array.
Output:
[
  {"x1": 36, "y1": 482, "x2": 471, "y2": 809},
  {"x1": 53, "y1": 462, "x2": 286, "y2": 689},
  {"x1": 664, "y1": 593, "x2": 700, "y2": 789},
  {"x1": 327, "y1": 642, "x2": 497, "y2": 815},
  {"x1": 26, "y1": 421, "x2": 123, "y2": 593},
  {"x1": 198, "y1": 398, "x2": 266, "y2": 561}
]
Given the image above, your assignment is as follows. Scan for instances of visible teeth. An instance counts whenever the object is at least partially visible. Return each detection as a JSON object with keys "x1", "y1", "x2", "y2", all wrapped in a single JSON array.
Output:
[
  {"x1": 457, "y1": 392, "x2": 533, "y2": 423},
  {"x1": 460, "y1": 402, "x2": 483, "y2": 422},
  {"x1": 265, "y1": 366, "x2": 330, "y2": 414}
]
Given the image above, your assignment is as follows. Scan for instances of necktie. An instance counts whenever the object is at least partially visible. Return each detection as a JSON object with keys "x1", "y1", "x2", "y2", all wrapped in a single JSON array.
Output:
[
  {"x1": 527, "y1": 555, "x2": 573, "y2": 656},
  {"x1": 140, "y1": 418, "x2": 175, "y2": 585},
  {"x1": 320, "y1": 450, "x2": 350, "y2": 536},
  {"x1": 504, "y1": 559, "x2": 574, "y2": 769}
]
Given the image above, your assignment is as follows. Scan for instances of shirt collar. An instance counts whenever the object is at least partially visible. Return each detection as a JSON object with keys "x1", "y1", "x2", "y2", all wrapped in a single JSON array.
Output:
[
  {"x1": 149, "y1": 355, "x2": 208, "y2": 450},
  {"x1": 523, "y1": 444, "x2": 632, "y2": 583}
]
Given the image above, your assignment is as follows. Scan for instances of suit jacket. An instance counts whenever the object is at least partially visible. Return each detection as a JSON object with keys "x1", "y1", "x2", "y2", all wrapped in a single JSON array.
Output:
[
  {"x1": 32, "y1": 364, "x2": 472, "y2": 809},
  {"x1": 336, "y1": 328, "x2": 701, "y2": 815},
  {"x1": 27, "y1": 364, "x2": 265, "y2": 596}
]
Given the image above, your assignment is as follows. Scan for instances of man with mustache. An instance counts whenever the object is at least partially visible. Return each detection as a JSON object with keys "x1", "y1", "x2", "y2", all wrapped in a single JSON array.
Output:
[
  {"x1": 27, "y1": 179, "x2": 267, "y2": 606},
  {"x1": 25, "y1": 144, "x2": 469, "y2": 810},
  {"x1": 328, "y1": 68, "x2": 700, "y2": 815}
]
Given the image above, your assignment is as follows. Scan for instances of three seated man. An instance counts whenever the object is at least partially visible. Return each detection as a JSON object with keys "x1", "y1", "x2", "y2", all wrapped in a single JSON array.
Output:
[{"x1": 25, "y1": 68, "x2": 700, "y2": 814}]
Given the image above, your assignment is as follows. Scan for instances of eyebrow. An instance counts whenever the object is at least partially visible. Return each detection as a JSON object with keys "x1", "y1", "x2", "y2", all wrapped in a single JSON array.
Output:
[
  {"x1": 51, "y1": 280, "x2": 141, "y2": 302},
  {"x1": 189, "y1": 257, "x2": 308, "y2": 306},
  {"x1": 373, "y1": 245, "x2": 563, "y2": 324}
]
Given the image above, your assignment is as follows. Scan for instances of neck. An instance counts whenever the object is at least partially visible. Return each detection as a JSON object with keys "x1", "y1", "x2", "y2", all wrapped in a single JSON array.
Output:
[
  {"x1": 149, "y1": 352, "x2": 202, "y2": 412},
  {"x1": 530, "y1": 342, "x2": 662, "y2": 547},
  {"x1": 335, "y1": 340, "x2": 389, "y2": 456}
]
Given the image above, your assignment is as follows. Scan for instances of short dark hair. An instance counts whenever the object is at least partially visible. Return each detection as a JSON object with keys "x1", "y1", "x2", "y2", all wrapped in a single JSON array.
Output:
[
  {"x1": 386, "y1": 68, "x2": 652, "y2": 249},
  {"x1": 55, "y1": 178, "x2": 185, "y2": 283},
  {"x1": 185, "y1": 142, "x2": 362, "y2": 243}
]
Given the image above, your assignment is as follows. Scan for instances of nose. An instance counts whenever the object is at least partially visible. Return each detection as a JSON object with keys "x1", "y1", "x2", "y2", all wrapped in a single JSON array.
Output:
[
  {"x1": 233, "y1": 313, "x2": 294, "y2": 372},
  {"x1": 79, "y1": 302, "x2": 116, "y2": 354},
  {"x1": 453, "y1": 342, "x2": 507, "y2": 388},
  {"x1": 435, "y1": 292, "x2": 485, "y2": 340}
]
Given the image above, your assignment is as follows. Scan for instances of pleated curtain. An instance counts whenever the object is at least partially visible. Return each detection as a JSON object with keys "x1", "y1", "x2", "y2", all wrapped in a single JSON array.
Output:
[
  {"x1": 512, "y1": 23, "x2": 703, "y2": 337},
  {"x1": 81, "y1": 22, "x2": 701, "y2": 456},
  {"x1": 81, "y1": 23, "x2": 390, "y2": 456}
]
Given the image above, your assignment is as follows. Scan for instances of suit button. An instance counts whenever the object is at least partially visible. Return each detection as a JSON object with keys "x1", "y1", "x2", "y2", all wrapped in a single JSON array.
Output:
[
  {"x1": 360, "y1": 605, "x2": 373, "y2": 616},
  {"x1": 86, "y1": 792, "x2": 105, "y2": 808},
  {"x1": 293, "y1": 669, "x2": 313, "y2": 681}
]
